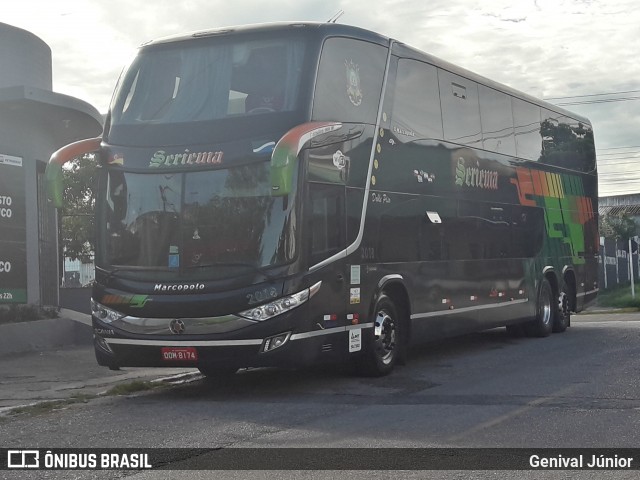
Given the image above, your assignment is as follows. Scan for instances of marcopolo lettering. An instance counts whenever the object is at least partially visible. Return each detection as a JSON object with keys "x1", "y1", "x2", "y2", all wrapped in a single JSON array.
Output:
[
  {"x1": 154, "y1": 283, "x2": 205, "y2": 292},
  {"x1": 149, "y1": 149, "x2": 223, "y2": 168}
]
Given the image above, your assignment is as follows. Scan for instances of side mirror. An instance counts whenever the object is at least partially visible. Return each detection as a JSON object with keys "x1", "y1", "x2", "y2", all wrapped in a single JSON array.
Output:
[
  {"x1": 270, "y1": 122, "x2": 342, "y2": 196},
  {"x1": 46, "y1": 137, "x2": 101, "y2": 208}
]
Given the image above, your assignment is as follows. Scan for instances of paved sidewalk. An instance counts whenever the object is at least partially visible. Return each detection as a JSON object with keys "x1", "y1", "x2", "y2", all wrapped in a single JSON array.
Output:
[{"x1": 0, "y1": 311, "x2": 198, "y2": 414}]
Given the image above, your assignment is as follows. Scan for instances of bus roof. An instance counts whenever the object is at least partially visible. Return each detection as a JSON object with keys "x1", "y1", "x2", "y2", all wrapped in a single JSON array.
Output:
[
  {"x1": 140, "y1": 22, "x2": 590, "y2": 126},
  {"x1": 142, "y1": 22, "x2": 389, "y2": 48}
]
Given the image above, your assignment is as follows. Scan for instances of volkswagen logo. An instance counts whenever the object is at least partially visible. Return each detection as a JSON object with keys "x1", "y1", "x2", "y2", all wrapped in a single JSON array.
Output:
[{"x1": 169, "y1": 319, "x2": 186, "y2": 335}]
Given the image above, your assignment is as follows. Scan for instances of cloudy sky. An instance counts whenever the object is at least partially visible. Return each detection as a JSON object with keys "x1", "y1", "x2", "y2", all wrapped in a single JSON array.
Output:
[{"x1": 4, "y1": 0, "x2": 640, "y2": 196}]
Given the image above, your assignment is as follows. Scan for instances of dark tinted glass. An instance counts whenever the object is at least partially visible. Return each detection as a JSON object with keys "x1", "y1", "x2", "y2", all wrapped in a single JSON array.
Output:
[
  {"x1": 376, "y1": 198, "x2": 421, "y2": 262},
  {"x1": 512, "y1": 98, "x2": 542, "y2": 160},
  {"x1": 313, "y1": 37, "x2": 387, "y2": 124},
  {"x1": 479, "y1": 85, "x2": 516, "y2": 156},
  {"x1": 511, "y1": 206, "x2": 544, "y2": 258},
  {"x1": 309, "y1": 183, "x2": 345, "y2": 265},
  {"x1": 391, "y1": 59, "x2": 443, "y2": 139},
  {"x1": 111, "y1": 38, "x2": 305, "y2": 125},
  {"x1": 439, "y1": 70, "x2": 482, "y2": 147},
  {"x1": 101, "y1": 163, "x2": 297, "y2": 271},
  {"x1": 541, "y1": 109, "x2": 596, "y2": 173}
]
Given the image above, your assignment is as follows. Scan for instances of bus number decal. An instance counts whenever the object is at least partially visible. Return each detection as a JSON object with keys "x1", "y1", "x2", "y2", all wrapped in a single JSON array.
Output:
[
  {"x1": 360, "y1": 247, "x2": 375, "y2": 261},
  {"x1": 247, "y1": 287, "x2": 279, "y2": 305}
]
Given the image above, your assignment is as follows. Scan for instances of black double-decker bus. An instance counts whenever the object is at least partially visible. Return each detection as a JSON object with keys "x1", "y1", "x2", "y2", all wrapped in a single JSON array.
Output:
[{"x1": 47, "y1": 22, "x2": 598, "y2": 377}]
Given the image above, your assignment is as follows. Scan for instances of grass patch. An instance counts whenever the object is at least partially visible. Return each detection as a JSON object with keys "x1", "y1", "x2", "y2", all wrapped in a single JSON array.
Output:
[
  {"x1": 0, "y1": 304, "x2": 59, "y2": 324},
  {"x1": 105, "y1": 380, "x2": 158, "y2": 396},
  {"x1": 8, "y1": 394, "x2": 95, "y2": 417},
  {"x1": 596, "y1": 283, "x2": 640, "y2": 310},
  {"x1": 4, "y1": 381, "x2": 170, "y2": 420}
]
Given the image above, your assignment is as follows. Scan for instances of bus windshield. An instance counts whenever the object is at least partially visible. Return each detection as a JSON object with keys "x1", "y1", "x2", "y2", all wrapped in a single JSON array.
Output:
[
  {"x1": 98, "y1": 161, "x2": 297, "y2": 278},
  {"x1": 108, "y1": 35, "x2": 306, "y2": 145}
]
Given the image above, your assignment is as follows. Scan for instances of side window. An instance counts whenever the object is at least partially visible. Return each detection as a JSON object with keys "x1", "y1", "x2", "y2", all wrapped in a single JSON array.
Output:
[
  {"x1": 479, "y1": 85, "x2": 516, "y2": 156},
  {"x1": 391, "y1": 59, "x2": 443, "y2": 139},
  {"x1": 540, "y1": 110, "x2": 596, "y2": 173},
  {"x1": 309, "y1": 183, "x2": 345, "y2": 265},
  {"x1": 511, "y1": 206, "x2": 544, "y2": 258},
  {"x1": 377, "y1": 199, "x2": 420, "y2": 263},
  {"x1": 512, "y1": 98, "x2": 542, "y2": 161},
  {"x1": 439, "y1": 70, "x2": 482, "y2": 147},
  {"x1": 312, "y1": 37, "x2": 387, "y2": 124},
  {"x1": 454, "y1": 201, "x2": 511, "y2": 260}
]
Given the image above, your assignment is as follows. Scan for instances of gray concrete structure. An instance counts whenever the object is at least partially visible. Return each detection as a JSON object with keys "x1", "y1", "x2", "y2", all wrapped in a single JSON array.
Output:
[{"x1": 0, "y1": 23, "x2": 103, "y2": 306}]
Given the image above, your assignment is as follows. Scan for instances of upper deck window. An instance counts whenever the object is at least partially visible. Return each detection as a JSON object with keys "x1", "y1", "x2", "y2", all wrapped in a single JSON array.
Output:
[
  {"x1": 108, "y1": 36, "x2": 306, "y2": 143},
  {"x1": 312, "y1": 37, "x2": 387, "y2": 124},
  {"x1": 391, "y1": 59, "x2": 443, "y2": 140},
  {"x1": 438, "y1": 70, "x2": 482, "y2": 148}
]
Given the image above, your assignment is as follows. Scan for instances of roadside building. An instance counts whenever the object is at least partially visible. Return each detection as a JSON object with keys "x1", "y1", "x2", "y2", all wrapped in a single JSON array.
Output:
[{"x1": 0, "y1": 22, "x2": 102, "y2": 306}]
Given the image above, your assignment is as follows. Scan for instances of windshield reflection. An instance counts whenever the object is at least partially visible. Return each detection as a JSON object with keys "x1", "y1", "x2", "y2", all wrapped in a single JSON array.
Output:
[{"x1": 101, "y1": 162, "x2": 297, "y2": 276}]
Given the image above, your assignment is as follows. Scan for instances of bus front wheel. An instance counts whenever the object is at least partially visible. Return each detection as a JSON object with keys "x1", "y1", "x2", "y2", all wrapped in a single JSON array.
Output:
[{"x1": 355, "y1": 294, "x2": 401, "y2": 376}]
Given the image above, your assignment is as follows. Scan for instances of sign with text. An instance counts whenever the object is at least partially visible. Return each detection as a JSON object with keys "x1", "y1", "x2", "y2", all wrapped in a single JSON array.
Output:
[{"x1": 0, "y1": 154, "x2": 27, "y2": 303}]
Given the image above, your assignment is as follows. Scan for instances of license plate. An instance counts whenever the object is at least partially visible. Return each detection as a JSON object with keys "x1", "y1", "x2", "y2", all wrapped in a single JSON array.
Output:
[{"x1": 161, "y1": 347, "x2": 198, "y2": 362}]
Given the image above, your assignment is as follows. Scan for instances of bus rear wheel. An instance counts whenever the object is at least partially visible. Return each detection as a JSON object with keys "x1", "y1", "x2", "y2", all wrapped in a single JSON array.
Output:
[
  {"x1": 355, "y1": 294, "x2": 400, "y2": 376},
  {"x1": 553, "y1": 283, "x2": 572, "y2": 333},
  {"x1": 525, "y1": 278, "x2": 554, "y2": 338}
]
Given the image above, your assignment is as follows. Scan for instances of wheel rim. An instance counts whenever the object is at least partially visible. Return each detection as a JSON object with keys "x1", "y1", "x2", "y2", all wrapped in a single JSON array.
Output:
[
  {"x1": 374, "y1": 309, "x2": 396, "y2": 365},
  {"x1": 558, "y1": 291, "x2": 569, "y2": 319},
  {"x1": 540, "y1": 284, "x2": 552, "y2": 326}
]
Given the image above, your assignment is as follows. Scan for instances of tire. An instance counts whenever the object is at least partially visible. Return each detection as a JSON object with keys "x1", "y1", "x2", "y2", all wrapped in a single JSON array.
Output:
[
  {"x1": 553, "y1": 283, "x2": 572, "y2": 333},
  {"x1": 525, "y1": 278, "x2": 554, "y2": 338},
  {"x1": 355, "y1": 294, "x2": 401, "y2": 377}
]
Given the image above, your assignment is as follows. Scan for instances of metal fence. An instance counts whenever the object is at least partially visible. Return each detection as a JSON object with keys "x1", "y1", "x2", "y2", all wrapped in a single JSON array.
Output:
[{"x1": 599, "y1": 237, "x2": 638, "y2": 290}]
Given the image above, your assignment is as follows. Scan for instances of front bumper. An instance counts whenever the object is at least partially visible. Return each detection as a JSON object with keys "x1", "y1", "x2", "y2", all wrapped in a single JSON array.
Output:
[{"x1": 93, "y1": 315, "x2": 372, "y2": 370}]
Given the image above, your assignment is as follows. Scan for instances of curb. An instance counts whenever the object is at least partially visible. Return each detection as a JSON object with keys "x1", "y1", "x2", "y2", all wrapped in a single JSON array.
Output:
[{"x1": 0, "y1": 312, "x2": 92, "y2": 356}]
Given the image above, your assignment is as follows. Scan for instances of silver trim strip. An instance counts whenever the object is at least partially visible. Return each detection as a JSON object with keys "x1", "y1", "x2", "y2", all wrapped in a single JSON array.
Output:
[
  {"x1": 105, "y1": 338, "x2": 263, "y2": 347},
  {"x1": 577, "y1": 288, "x2": 599, "y2": 298},
  {"x1": 309, "y1": 40, "x2": 395, "y2": 273},
  {"x1": 290, "y1": 322, "x2": 374, "y2": 341},
  {"x1": 411, "y1": 299, "x2": 529, "y2": 320},
  {"x1": 104, "y1": 322, "x2": 375, "y2": 347}
]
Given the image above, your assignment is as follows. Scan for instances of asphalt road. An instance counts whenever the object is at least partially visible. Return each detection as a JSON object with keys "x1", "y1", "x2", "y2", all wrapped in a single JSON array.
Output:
[{"x1": 2, "y1": 313, "x2": 640, "y2": 479}]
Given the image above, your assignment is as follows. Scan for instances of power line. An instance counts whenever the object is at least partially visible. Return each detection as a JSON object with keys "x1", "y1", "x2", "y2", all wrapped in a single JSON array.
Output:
[
  {"x1": 556, "y1": 96, "x2": 640, "y2": 106},
  {"x1": 545, "y1": 89, "x2": 640, "y2": 101},
  {"x1": 599, "y1": 145, "x2": 640, "y2": 151},
  {"x1": 598, "y1": 160, "x2": 640, "y2": 165}
]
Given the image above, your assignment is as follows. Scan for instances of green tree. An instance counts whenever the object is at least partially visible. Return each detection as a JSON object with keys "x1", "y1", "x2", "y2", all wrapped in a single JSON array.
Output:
[
  {"x1": 539, "y1": 119, "x2": 596, "y2": 171},
  {"x1": 599, "y1": 211, "x2": 637, "y2": 241},
  {"x1": 60, "y1": 153, "x2": 97, "y2": 263}
]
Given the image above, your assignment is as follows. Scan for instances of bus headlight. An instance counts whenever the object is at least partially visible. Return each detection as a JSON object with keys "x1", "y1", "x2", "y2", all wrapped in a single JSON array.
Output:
[
  {"x1": 90, "y1": 298, "x2": 124, "y2": 324},
  {"x1": 238, "y1": 281, "x2": 321, "y2": 322}
]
